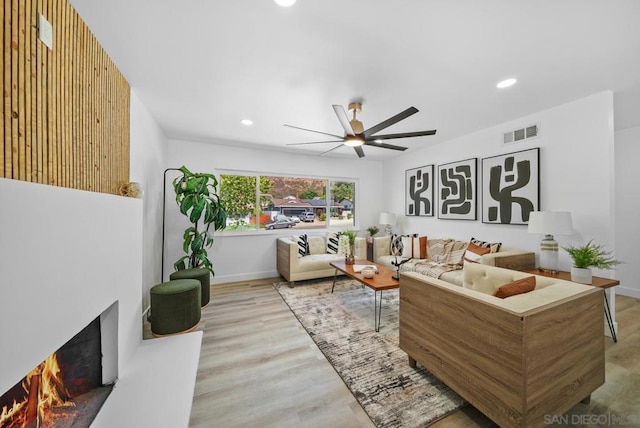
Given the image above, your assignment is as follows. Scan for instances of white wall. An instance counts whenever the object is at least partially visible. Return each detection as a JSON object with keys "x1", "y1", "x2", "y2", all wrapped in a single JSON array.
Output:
[
  {"x1": 130, "y1": 90, "x2": 169, "y2": 311},
  {"x1": 615, "y1": 125, "x2": 640, "y2": 298},
  {"x1": 0, "y1": 179, "x2": 143, "y2": 395},
  {"x1": 383, "y1": 91, "x2": 616, "y2": 275},
  {"x1": 163, "y1": 141, "x2": 385, "y2": 283}
]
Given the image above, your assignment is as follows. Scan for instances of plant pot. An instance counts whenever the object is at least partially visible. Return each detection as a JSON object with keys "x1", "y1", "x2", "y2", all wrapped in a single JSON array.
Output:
[{"x1": 571, "y1": 267, "x2": 593, "y2": 284}]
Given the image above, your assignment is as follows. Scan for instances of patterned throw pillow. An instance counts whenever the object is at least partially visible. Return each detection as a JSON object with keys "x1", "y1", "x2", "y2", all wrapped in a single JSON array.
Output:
[
  {"x1": 295, "y1": 234, "x2": 309, "y2": 258},
  {"x1": 326, "y1": 232, "x2": 340, "y2": 254},
  {"x1": 470, "y1": 237, "x2": 502, "y2": 253},
  {"x1": 390, "y1": 234, "x2": 404, "y2": 256},
  {"x1": 463, "y1": 242, "x2": 492, "y2": 264},
  {"x1": 493, "y1": 276, "x2": 536, "y2": 298}
]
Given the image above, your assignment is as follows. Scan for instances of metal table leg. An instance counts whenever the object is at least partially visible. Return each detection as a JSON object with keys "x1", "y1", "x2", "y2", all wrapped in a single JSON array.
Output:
[
  {"x1": 374, "y1": 290, "x2": 383, "y2": 332},
  {"x1": 331, "y1": 269, "x2": 338, "y2": 293},
  {"x1": 603, "y1": 291, "x2": 617, "y2": 343}
]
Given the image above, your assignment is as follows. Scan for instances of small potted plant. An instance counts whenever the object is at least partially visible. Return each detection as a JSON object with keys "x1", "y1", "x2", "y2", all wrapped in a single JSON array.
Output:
[
  {"x1": 366, "y1": 226, "x2": 379, "y2": 243},
  {"x1": 337, "y1": 230, "x2": 357, "y2": 264},
  {"x1": 563, "y1": 239, "x2": 620, "y2": 284}
]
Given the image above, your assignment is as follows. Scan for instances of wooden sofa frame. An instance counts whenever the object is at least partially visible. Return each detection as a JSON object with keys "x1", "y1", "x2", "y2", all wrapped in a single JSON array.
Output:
[{"x1": 399, "y1": 273, "x2": 605, "y2": 428}]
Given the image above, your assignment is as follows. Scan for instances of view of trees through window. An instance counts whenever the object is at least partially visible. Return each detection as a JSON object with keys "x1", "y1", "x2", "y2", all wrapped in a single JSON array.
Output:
[{"x1": 219, "y1": 173, "x2": 356, "y2": 231}]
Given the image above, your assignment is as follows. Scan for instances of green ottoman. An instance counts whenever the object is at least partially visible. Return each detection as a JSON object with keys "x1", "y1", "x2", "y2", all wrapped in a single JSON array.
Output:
[
  {"x1": 150, "y1": 279, "x2": 201, "y2": 336},
  {"x1": 170, "y1": 268, "x2": 211, "y2": 307}
]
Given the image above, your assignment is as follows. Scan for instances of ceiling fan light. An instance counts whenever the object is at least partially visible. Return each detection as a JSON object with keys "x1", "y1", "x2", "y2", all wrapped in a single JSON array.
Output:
[{"x1": 344, "y1": 136, "x2": 364, "y2": 147}]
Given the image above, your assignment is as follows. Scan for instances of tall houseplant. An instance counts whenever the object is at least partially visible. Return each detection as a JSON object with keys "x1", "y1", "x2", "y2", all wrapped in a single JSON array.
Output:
[
  {"x1": 563, "y1": 239, "x2": 620, "y2": 284},
  {"x1": 173, "y1": 166, "x2": 227, "y2": 274}
]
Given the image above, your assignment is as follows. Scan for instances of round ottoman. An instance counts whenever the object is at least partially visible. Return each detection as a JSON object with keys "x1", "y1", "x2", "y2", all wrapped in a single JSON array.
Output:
[
  {"x1": 150, "y1": 279, "x2": 201, "y2": 336},
  {"x1": 169, "y1": 268, "x2": 211, "y2": 307}
]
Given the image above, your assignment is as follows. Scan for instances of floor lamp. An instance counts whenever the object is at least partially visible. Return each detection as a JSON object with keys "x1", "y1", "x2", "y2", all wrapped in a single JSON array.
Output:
[{"x1": 161, "y1": 167, "x2": 182, "y2": 282}]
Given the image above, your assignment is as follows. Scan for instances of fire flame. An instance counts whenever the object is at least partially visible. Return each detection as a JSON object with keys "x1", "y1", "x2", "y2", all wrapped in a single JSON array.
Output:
[{"x1": 0, "y1": 353, "x2": 75, "y2": 427}]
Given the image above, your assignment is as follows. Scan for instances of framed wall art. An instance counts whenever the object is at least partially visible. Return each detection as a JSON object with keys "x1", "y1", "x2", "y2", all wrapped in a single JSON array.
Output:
[
  {"x1": 405, "y1": 164, "x2": 434, "y2": 216},
  {"x1": 481, "y1": 148, "x2": 539, "y2": 225},
  {"x1": 437, "y1": 158, "x2": 477, "y2": 220}
]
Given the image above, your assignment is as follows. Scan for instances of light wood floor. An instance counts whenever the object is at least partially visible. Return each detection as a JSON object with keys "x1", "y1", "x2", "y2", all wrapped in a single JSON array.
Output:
[{"x1": 188, "y1": 278, "x2": 640, "y2": 427}]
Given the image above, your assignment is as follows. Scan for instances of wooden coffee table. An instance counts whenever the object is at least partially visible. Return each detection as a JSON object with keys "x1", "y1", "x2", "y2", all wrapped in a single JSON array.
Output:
[{"x1": 329, "y1": 259, "x2": 399, "y2": 332}]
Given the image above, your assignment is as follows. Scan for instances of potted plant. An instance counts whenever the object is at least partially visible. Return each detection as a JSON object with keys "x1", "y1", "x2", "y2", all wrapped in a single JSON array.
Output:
[
  {"x1": 337, "y1": 230, "x2": 357, "y2": 264},
  {"x1": 562, "y1": 239, "x2": 620, "y2": 284},
  {"x1": 366, "y1": 226, "x2": 379, "y2": 243},
  {"x1": 172, "y1": 166, "x2": 227, "y2": 275}
]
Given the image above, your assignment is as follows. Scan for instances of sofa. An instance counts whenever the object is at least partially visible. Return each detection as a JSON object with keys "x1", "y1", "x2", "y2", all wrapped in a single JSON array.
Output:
[
  {"x1": 277, "y1": 233, "x2": 366, "y2": 287},
  {"x1": 399, "y1": 263, "x2": 605, "y2": 428},
  {"x1": 372, "y1": 235, "x2": 536, "y2": 285}
]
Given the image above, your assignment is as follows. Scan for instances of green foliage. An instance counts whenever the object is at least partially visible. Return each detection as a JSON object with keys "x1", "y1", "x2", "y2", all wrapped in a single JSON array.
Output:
[
  {"x1": 320, "y1": 213, "x2": 326, "y2": 221},
  {"x1": 337, "y1": 229, "x2": 357, "y2": 245},
  {"x1": 220, "y1": 175, "x2": 272, "y2": 219},
  {"x1": 173, "y1": 166, "x2": 227, "y2": 274},
  {"x1": 367, "y1": 226, "x2": 379, "y2": 237},
  {"x1": 300, "y1": 189, "x2": 318, "y2": 199},
  {"x1": 563, "y1": 240, "x2": 621, "y2": 269},
  {"x1": 331, "y1": 182, "x2": 354, "y2": 202}
]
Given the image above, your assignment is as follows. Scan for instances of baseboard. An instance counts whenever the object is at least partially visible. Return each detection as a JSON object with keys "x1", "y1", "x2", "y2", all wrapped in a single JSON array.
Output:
[
  {"x1": 142, "y1": 305, "x2": 151, "y2": 322},
  {"x1": 616, "y1": 286, "x2": 640, "y2": 299},
  {"x1": 212, "y1": 270, "x2": 280, "y2": 284}
]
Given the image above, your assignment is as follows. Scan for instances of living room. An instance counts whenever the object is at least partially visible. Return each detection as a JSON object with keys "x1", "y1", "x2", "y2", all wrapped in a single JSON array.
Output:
[{"x1": 1, "y1": 1, "x2": 639, "y2": 427}]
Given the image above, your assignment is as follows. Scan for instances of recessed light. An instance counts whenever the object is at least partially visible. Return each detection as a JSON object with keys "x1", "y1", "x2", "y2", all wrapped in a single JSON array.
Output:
[
  {"x1": 241, "y1": 119, "x2": 253, "y2": 126},
  {"x1": 497, "y1": 78, "x2": 517, "y2": 89},
  {"x1": 274, "y1": 0, "x2": 296, "y2": 6}
]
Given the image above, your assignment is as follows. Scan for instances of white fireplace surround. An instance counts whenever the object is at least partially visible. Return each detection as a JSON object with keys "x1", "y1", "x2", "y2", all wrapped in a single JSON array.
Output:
[{"x1": 0, "y1": 178, "x2": 201, "y2": 427}]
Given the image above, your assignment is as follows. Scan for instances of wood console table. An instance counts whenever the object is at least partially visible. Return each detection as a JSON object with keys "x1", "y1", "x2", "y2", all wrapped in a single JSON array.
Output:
[{"x1": 520, "y1": 269, "x2": 620, "y2": 342}]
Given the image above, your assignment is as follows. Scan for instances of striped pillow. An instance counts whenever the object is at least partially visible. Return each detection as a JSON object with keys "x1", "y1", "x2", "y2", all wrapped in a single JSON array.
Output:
[
  {"x1": 326, "y1": 232, "x2": 340, "y2": 254},
  {"x1": 295, "y1": 234, "x2": 309, "y2": 258},
  {"x1": 470, "y1": 237, "x2": 502, "y2": 253}
]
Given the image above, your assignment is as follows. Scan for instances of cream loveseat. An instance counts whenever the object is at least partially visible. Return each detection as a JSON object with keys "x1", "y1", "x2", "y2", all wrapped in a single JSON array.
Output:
[
  {"x1": 277, "y1": 234, "x2": 366, "y2": 287},
  {"x1": 372, "y1": 235, "x2": 535, "y2": 285},
  {"x1": 399, "y1": 263, "x2": 605, "y2": 428}
]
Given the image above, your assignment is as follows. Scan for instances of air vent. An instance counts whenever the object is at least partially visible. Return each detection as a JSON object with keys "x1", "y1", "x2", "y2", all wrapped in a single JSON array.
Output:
[{"x1": 503, "y1": 124, "x2": 539, "y2": 144}]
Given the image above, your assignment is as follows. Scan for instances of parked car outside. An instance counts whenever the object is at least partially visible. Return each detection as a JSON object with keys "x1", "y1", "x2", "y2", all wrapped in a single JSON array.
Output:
[
  {"x1": 265, "y1": 219, "x2": 294, "y2": 230},
  {"x1": 289, "y1": 215, "x2": 300, "y2": 223},
  {"x1": 301, "y1": 212, "x2": 315, "y2": 222}
]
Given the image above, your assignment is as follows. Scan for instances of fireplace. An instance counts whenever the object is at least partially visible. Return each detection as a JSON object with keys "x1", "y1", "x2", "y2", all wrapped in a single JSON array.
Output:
[{"x1": 0, "y1": 315, "x2": 115, "y2": 428}]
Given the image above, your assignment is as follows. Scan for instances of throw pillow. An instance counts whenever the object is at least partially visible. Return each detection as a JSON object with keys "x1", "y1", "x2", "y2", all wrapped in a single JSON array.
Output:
[
  {"x1": 401, "y1": 235, "x2": 414, "y2": 257},
  {"x1": 470, "y1": 236, "x2": 502, "y2": 253},
  {"x1": 492, "y1": 276, "x2": 536, "y2": 298},
  {"x1": 390, "y1": 234, "x2": 403, "y2": 256},
  {"x1": 295, "y1": 234, "x2": 309, "y2": 258},
  {"x1": 463, "y1": 242, "x2": 491, "y2": 264},
  {"x1": 326, "y1": 232, "x2": 340, "y2": 254}
]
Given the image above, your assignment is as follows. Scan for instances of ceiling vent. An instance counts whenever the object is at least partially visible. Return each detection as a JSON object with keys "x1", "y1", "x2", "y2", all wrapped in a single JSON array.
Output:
[{"x1": 504, "y1": 124, "x2": 539, "y2": 144}]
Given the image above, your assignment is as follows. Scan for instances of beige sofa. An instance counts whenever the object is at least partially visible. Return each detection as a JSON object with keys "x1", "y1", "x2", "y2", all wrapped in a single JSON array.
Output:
[
  {"x1": 277, "y1": 234, "x2": 366, "y2": 287},
  {"x1": 373, "y1": 235, "x2": 535, "y2": 285},
  {"x1": 399, "y1": 263, "x2": 605, "y2": 428}
]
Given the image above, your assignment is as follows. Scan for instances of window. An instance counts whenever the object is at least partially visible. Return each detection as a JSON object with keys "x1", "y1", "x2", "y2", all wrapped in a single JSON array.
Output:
[{"x1": 219, "y1": 172, "x2": 356, "y2": 232}]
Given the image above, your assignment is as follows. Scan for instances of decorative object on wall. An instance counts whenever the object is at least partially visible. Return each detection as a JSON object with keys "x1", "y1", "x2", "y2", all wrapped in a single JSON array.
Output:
[
  {"x1": 437, "y1": 158, "x2": 477, "y2": 220},
  {"x1": 117, "y1": 182, "x2": 142, "y2": 198},
  {"x1": 527, "y1": 211, "x2": 574, "y2": 272},
  {"x1": 1, "y1": 0, "x2": 130, "y2": 194},
  {"x1": 406, "y1": 165, "x2": 434, "y2": 216},
  {"x1": 481, "y1": 148, "x2": 539, "y2": 225}
]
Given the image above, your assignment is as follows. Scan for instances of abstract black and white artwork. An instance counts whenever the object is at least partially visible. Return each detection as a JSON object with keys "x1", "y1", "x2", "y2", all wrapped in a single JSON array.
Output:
[
  {"x1": 437, "y1": 158, "x2": 477, "y2": 220},
  {"x1": 405, "y1": 164, "x2": 434, "y2": 216},
  {"x1": 482, "y1": 148, "x2": 539, "y2": 225}
]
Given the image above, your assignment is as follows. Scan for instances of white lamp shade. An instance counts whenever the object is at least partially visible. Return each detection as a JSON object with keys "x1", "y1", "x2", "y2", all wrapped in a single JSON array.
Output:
[
  {"x1": 527, "y1": 211, "x2": 574, "y2": 235},
  {"x1": 379, "y1": 212, "x2": 396, "y2": 225}
]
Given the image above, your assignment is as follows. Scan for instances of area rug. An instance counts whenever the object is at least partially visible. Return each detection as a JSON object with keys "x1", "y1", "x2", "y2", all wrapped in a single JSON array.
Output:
[{"x1": 274, "y1": 278, "x2": 466, "y2": 428}]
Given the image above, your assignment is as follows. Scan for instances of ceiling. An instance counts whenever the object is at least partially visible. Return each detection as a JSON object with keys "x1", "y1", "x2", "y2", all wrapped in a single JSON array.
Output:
[{"x1": 69, "y1": 0, "x2": 640, "y2": 160}]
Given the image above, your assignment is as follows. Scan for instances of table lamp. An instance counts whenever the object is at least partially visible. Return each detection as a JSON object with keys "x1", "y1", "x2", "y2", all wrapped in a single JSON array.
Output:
[
  {"x1": 527, "y1": 211, "x2": 574, "y2": 273},
  {"x1": 379, "y1": 212, "x2": 396, "y2": 236}
]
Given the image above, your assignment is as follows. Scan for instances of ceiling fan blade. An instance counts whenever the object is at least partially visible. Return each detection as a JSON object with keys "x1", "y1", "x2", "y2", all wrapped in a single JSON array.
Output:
[
  {"x1": 287, "y1": 140, "x2": 344, "y2": 146},
  {"x1": 283, "y1": 124, "x2": 344, "y2": 140},
  {"x1": 364, "y1": 141, "x2": 408, "y2": 151},
  {"x1": 363, "y1": 106, "x2": 419, "y2": 138},
  {"x1": 332, "y1": 105, "x2": 355, "y2": 136},
  {"x1": 320, "y1": 144, "x2": 345, "y2": 156},
  {"x1": 366, "y1": 129, "x2": 437, "y2": 141},
  {"x1": 354, "y1": 146, "x2": 365, "y2": 158}
]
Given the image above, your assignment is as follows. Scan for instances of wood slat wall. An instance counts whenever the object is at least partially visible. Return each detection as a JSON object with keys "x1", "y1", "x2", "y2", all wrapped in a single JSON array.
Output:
[{"x1": 1, "y1": 0, "x2": 130, "y2": 194}]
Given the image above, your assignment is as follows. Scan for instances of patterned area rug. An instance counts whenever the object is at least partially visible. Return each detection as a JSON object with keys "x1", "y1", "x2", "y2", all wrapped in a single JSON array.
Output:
[{"x1": 274, "y1": 278, "x2": 466, "y2": 428}]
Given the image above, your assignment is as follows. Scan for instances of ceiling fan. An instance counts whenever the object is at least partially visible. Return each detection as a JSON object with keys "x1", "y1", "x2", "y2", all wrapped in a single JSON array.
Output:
[{"x1": 284, "y1": 102, "x2": 436, "y2": 158}]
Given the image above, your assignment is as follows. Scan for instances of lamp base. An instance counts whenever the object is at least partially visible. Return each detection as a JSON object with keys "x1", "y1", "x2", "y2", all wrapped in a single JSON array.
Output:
[
  {"x1": 384, "y1": 225, "x2": 392, "y2": 236},
  {"x1": 538, "y1": 234, "x2": 559, "y2": 273}
]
